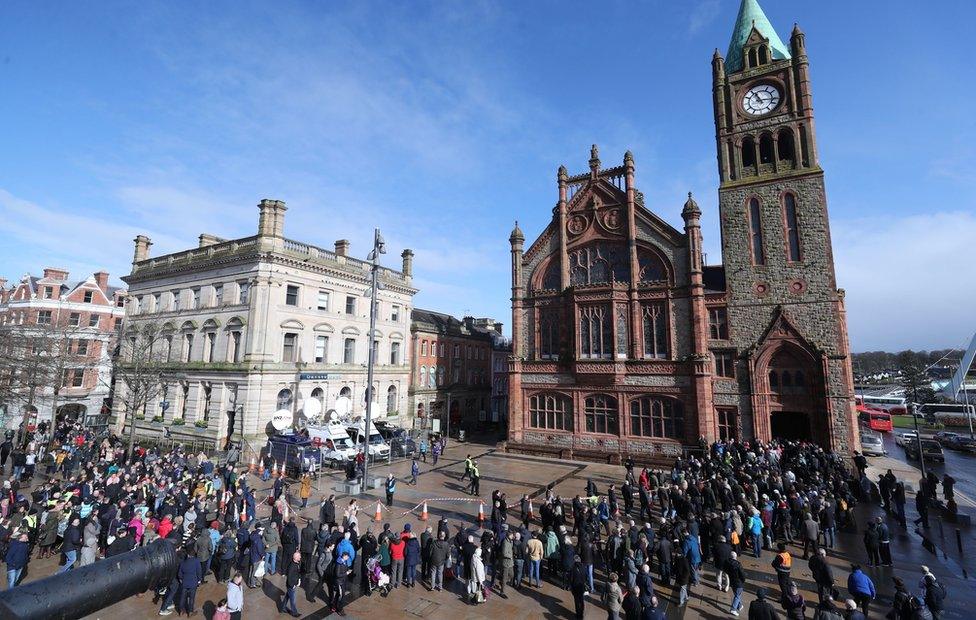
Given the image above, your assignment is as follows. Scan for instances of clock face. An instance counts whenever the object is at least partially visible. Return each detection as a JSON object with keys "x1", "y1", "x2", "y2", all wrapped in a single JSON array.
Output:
[{"x1": 742, "y1": 84, "x2": 781, "y2": 116}]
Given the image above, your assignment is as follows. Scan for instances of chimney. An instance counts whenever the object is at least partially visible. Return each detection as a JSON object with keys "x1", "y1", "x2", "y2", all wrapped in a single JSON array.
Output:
[
  {"x1": 198, "y1": 233, "x2": 224, "y2": 248},
  {"x1": 401, "y1": 249, "x2": 414, "y2": 279},
  {"x1": 493, "y1": 322, "x2": 503, "y2": 335},
  {"x1": 257, "y1": 199, "x2": 287, "y2": 237},
  {"x1": 335, "y1": 239, "x2": 350, "y2": 257},
  {"x1": 133, "y1": 235, "x2": 152, "y2": 265},
  {"x1": 94, "y1": 271, "x2": 109, "y2": 292},
  {"x1": 42, "y1": 268, "x2": 69, "y2": 281}
]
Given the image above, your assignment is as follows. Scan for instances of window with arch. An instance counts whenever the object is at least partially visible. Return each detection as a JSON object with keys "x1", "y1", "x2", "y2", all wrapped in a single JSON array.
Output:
[
  {"x1": 759, "y1": 134, "x2": 775, "y2": 165},
  {"x1": 311, "y1": 387, "x2": 325, "y2": 410},
  {"x1": 419, "y1": 365, "x2": 427, "y2": 388},
  {"x1": 569, "y1": 243, "x2": 629, "y2": 286},
  {"x1": 637, "y1": 251, "x2": 666, "y2": 284},
  {"x1": 748, "y1": 47, "x2": 758, "y2": 69},
  {"x1": 528, "y1": 393, "x2": 573, "y2": 431},
  {"x1": 421, "y1": 340, "x2": 428, "y2": 356},
  {"x1": 541, "y1": 260, "x2": 561, "y2": 291},
  {"x1": 741, "y1": 136, "x2": 756, "y2": 173},
  {"x1": 630, "y1": 396, "x2": 684, "y2": 439},
  {"x1": 783, "y1": 193, "x2": 802, "y2": 262},
  {"x1": 437, "y1": 366, "x2": 445, "y2": 386},
  {"x1": 777, "y1": 128, "x2": 795, "y2": 163},
  {"x1": 758, "y1": 45, "x2": 769, "y2": 64},
  {"x1": 642, "y1": 303, "x2": 669, "y2": 359},
  {"x1": 387, "y1": 385, "x2": 397, "y2": 414},
  {"x1": 748, "y1": 197, "x2": 766, "y2": 265},
  {"x1": 339, "y1": 386, "x2": 352, "y2": 398},
  {"x1": 584, "y1": 395, "x2": 618, "y2": 434},
  {"x1": 276, "y1": 388, "x2": 293, "y2": 410},
  {"x1": 539, "y1": 309, "x2": 559, "y2": 359},
  {"x1": 579, "y1": 305, "x2": 612, "y2": 359}
]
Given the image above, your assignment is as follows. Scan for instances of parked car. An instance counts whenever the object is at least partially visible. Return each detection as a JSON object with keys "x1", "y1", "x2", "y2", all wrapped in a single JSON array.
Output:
[
  {"x1": 905, "y1": 439, "x2": 945, "y2": 462},
  {"x1": 859, "y1": 432, "x2": 886, "y2": 457},
  {"x1": 946, "y1": 435, "x2": 976, "y2": 453},
  {"x1": 894, "y1": 430, "x2": 918, "y2": 447},
  {"x1": 374, "y1": 422, "x2": 416, "y2": 458},
  {"x1": 933, "y1": 431, "x2": 963, "y2": 446}
]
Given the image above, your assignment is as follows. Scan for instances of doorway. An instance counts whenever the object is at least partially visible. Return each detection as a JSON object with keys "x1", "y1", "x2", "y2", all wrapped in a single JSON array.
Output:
[{"x1": 770, "y1": 410, "x2": 811, "y2": 442}]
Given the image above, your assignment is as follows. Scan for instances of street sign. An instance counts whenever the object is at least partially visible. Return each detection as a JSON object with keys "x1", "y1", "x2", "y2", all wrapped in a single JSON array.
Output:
[{"x1": 299, "y1": 372, "x2": 340, "y2": 381}]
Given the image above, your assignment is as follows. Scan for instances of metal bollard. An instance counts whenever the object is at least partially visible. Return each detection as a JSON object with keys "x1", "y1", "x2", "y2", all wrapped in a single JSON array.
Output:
[{"x1": 958, "y1": 529, "x2": 964, "y2": 554}]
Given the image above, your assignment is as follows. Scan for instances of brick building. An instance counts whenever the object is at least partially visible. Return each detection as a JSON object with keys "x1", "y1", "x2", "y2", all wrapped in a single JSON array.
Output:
[
  {"x1": 506, "y1": 0, "x2": 857, "y2": 462},
  {"x1": 0, "y1": 268, "x2": 126, "y2": 432},
  {"x1": 409, "y1": 310, "x2": 493, "y2": 437}
]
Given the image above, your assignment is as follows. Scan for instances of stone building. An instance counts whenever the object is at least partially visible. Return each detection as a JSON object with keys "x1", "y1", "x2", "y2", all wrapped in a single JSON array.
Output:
[
  {"x1": 409, "y1": 310, "x2": 493, "y2": 437},
  {"x1": 0, "y1": 268, "x2": 126, "y2": 432},
  {"x1": 116, "y1": 199, "x2": 416, "y2": 448},
  {"x1": 506, "y1": 0, "x2": 857, "y2": 462}
]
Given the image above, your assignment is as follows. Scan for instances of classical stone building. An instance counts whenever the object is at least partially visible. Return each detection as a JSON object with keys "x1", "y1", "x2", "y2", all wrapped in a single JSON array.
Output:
[
  {"x1": 0, "y1": 268, "x2": 126, "y2": 432},
  {"x1": 116, "y1": 200, "x2": 416, "y2": 448},
  {"x1": 506, "y1": 0, "x2": 857, "y2": 462},
  {"x1": 409, "y1": 311, "x2": 493, "y2": 436}
]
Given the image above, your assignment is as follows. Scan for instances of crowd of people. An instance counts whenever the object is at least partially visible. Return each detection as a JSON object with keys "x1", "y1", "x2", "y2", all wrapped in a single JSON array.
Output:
[{"x1": 0, "y1": 420, "x2": 959, "y2": 620}]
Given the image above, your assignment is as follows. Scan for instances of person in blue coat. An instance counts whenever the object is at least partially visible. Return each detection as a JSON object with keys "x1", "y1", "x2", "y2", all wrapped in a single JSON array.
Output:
[
  {"x1": 5, "y1": 533, "x2": 30, "y2": 589},
  {"x1": 248, "y1": 526, "x2": 267, "y2": 588},
  {"x1": 177, "y1": 547, "x2": 203, "y2": 615},
  {"x1": 336, "y1": 531, "x2": 356, "y2": 568},
  {"x1": 846, "y1": 563, "x2": 876, "y2": 617},
  {"x1": 403, "y1": 532, "x2": 421, "y2": 587},
  {"x1": 681, "y1": 532, "x2": 701, "y2": 585}
]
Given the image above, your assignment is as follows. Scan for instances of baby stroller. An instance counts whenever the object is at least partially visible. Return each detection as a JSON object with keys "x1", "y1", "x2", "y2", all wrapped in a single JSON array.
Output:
[{"x1": 367, "y1": 556, "x2": 391, "y2": 596}]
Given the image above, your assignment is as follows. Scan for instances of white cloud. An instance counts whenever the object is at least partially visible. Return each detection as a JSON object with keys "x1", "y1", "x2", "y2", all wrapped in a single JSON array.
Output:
[
  {"x1": 834, "y1": 210, "x2": 976, "y2": 351},
  {"x1": 688, "y1": 0, "x2": 722, "y2": 35}
]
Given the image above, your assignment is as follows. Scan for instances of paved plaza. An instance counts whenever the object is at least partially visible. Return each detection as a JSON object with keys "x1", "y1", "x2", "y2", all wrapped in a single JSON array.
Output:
[{"x1": 5, "y1": 437, "x2": 971, "y2": 619}]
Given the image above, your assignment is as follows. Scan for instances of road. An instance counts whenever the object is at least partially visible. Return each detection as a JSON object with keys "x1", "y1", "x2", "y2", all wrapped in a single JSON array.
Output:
[{"x1": 881, "y1": 429, "x2": 976, "y2": 501}]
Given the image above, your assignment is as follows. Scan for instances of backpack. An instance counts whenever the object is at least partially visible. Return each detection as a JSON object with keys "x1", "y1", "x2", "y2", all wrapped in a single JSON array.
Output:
[{"x1": 926, "y1": 580, "x2": 946, "y2": 611}]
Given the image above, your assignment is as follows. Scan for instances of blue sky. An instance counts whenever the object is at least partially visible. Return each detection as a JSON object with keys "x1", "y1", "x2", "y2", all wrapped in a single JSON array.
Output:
[{"x1": 1, "y1": 0, "x2": 974, "y2": 352}]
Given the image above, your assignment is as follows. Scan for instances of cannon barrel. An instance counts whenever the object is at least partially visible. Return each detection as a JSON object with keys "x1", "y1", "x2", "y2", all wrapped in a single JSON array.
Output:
[{"x1": 0, "y1": 538, "x2": 178, "y2": 620}]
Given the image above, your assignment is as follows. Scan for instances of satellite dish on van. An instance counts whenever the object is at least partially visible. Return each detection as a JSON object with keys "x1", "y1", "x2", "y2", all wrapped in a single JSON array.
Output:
[
  {"x1": 303, "y1": 398, "x2": 322, "y2": 419},
  {"x1": 334, "y1": 396, "x2": 351, "y2": 417},
  {"x1": 271, "y1": 409, "x2": 292, "y2": 431}
]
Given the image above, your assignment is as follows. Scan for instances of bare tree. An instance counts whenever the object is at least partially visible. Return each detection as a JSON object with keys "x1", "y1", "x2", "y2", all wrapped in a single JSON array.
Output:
[
  {"x1": 0, "y1": 313, "x2": 103, "y2": 446},
  {"x1": 110, "y1": 321, "x2": 172, "y2": 461}
]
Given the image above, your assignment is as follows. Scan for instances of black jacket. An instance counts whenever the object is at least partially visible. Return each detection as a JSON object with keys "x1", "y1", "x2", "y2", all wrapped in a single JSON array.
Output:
[
  {"x1": 285, "y1": 562, "x2": 301, "y2": 589},
  {"x1": 748, "y1": 599, "x2": 781, "y2": 620},
  {"x1": 300, "y1": 524, "x2": 318, "y2": 553}
]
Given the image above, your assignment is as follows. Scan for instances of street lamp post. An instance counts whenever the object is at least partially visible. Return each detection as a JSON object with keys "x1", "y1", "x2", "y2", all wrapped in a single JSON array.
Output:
[
  {"x1": 361, "y1": 228, "x2": 386, "y2": 493},
  {"x1": 911, "y1": 401, "x2": 926, "y2": 481}
]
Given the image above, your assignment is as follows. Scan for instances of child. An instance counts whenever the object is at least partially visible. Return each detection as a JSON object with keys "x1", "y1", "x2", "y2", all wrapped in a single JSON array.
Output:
[{"x1": 213, "y1": 598, "x2": 231, "y2": 620}]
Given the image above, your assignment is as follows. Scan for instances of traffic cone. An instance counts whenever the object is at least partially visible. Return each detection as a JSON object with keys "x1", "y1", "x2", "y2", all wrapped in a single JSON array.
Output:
[
  {"x1": 271, "y1": 461, "x2": 278, "y2": 478},
  {"x1": 374, "y1": 501, "x2": 383, "y2": 522},
  {"x1": 249, "y1": 457, "x2": 256, "y2": 473},
  {"x1": 258, "y1": 460, "x2": 265, "y2": 477},
  {"x1": 528, "y1": 499, "x2": 535, "y2": 522},
  {"x1": 477, "y1": 502, "x2": 485, "y2": 527},
  {"x1": 419, "y1": 501, "x2": 429, "y2": 521}
]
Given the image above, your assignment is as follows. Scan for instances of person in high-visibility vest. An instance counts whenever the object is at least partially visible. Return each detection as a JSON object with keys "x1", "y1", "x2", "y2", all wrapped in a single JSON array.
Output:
[
  {"x1": 771, "y1": 542, "x2": 792, "y2": 596},
  {"x1": 459, "y1": 455, "x2": 473, "y2": 482},
  {"x1": 468, "y1": 462, "x2": 480, "y2": 496}
]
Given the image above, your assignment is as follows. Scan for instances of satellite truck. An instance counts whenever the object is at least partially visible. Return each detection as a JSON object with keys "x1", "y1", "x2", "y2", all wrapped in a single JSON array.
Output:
[
  {"x1": 304, "y1": 398, "x2": 359, "y2": 468},
  {"x1": 266, "y1": 406, "x2": 323, "y2": 478}
]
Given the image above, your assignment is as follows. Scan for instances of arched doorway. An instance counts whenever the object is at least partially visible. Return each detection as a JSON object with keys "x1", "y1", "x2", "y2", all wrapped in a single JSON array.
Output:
[
  {"x1": 56, "y1": 404, "x2": 87, "y2": 425},
  {"x1": 753, "y1": 335, "x2": 829, "y2": 447}
]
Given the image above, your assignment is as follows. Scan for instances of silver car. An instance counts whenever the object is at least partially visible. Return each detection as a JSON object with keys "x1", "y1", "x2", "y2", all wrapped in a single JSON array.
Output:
[{"x1": 860, "y1": 433, "x2": 886, "y2": 456}]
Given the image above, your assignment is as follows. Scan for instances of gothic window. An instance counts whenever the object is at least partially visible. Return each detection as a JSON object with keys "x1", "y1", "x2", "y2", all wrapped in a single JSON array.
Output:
[
  {"x1": 579, "y1": 305, "x2": 612, "y2": 359},
  {"x1": 758, "y1": 45, "x2": 769, "y2": 65},
  {"x1": 759, "y1": 134, "x2": 775, "y2": 165},
  {"x1": 615, "y1": 305, "x2": 629, "y2": 357},
  {"x1": 748, "y1": 47, "x2": 758, "y2": 69},
  {"x1": 584, "y1": 395, "x2": 618, "y2": 435},
  {"x1": 741, "y1": 137, "x2": 756, "y2": 173},
  {"x1": 783, "y1": 193, "x2": 802, "y2": 262},
  {"x1": 637, "y1": 251, "x2": 666, "y2": 284},
  {"x1": 708, "y1": 307, "x2": 729, "y2": 340},
  {"x1": 569, "y1": 244, "x2": 629, "y2": 286},
  {"x1": 202, "y1": 384, "x2": 212, "y2": 423},
  {"x1": 630, "y1": 397, "x2": 684, "y2": 439},
  {"x1": 541, "y1": 260, "x2": 560, "y2": 291},
  {"x1": 528, "y1": 393, "x2": 572, "y2": 431},
  {"x1": 799, "y1": 125, "x2": 810, "y2": 167},
  {"x1": 641, "y1": 303, "x2": 668, "y2": 359},
  {"x1": 768, "y1": 370, "x2": 779, "y2": 389},
  {"x1": 778, "y1": 128, "x2": 795, "y2": 163},
  {"x1": 387, "y1": 385, "x2": 397, "y2": 414},
  {"x1": 429, "y1": 366, "x2": 436, "y2": 387},
  {"x1": 419, "y1": 365, "x2": 427, "y2": 388},
  {"x1": 748, "y1": 198, "x2": 766, "y2": 265},
  {"x1": 539, "y1": 310, "x2": 559, "y2": 359}
]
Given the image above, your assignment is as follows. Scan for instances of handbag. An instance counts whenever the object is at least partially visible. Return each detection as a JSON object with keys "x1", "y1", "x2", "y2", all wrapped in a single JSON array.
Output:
[{"x1": 253, "y1": 559, "x2": 266, "y2": 578}]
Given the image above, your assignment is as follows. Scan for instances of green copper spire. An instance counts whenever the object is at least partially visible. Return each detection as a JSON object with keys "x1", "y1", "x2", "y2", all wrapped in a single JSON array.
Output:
[{"x1": 725, "y1": 0, "x2": 790, "y2": 73}]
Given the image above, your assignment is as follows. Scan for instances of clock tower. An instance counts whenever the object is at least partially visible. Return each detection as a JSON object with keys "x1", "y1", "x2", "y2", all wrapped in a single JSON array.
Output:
[{"x1": 712, "y1": 0, "x2": 858, "y2": 452}]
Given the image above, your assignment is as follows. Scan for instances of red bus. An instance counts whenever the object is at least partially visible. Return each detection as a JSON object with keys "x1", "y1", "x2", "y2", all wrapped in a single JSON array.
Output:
[{"x1": 857, "y1": 405, "x2": 893, "y2": 432}]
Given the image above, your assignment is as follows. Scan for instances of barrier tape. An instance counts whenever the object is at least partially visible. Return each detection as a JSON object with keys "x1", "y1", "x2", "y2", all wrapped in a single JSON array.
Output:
[{"x1": 398, "y1": 496, "x2": 485, "y2": 517}]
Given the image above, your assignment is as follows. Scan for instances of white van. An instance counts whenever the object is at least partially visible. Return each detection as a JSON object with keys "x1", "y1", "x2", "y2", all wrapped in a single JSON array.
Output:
[
  {"x1": 307, "y1": 419, "x2": 359, "y2": 468},
  {"x1": 347, "y1": 420, "x2": 391, "y2": 462}
]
